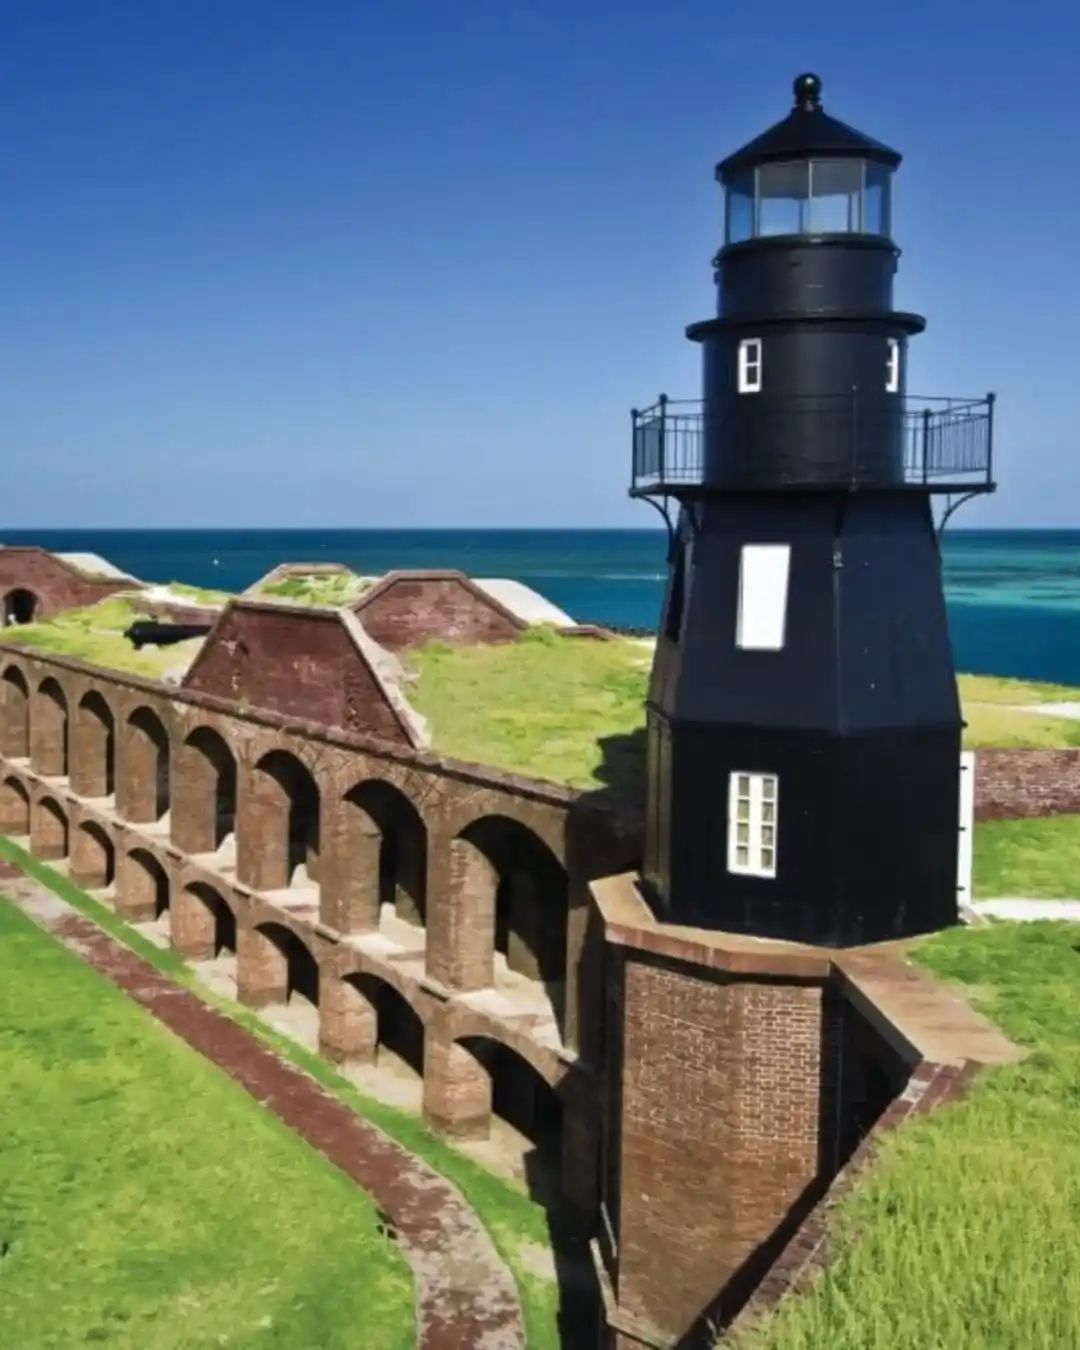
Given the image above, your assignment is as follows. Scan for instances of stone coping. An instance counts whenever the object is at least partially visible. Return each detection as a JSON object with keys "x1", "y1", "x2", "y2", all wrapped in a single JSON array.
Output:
[{"x1": 590, "y1": 872, "x2": 1022, "y2": 1069}]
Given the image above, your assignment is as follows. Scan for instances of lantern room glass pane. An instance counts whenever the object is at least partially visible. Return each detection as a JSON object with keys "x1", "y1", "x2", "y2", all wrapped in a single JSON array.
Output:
[
  {"x1": 756, "y1": 161, "x2": 809, "y2": 235},
  {"x1": 808, "y1": 159, "x2": 863, "y2": 232},
  {"x1": 725, "y1": 170, "x2": 755, "y2": 243},
  {"x1": 864, "y1": 161, "x2": 892, "y2": 236}
]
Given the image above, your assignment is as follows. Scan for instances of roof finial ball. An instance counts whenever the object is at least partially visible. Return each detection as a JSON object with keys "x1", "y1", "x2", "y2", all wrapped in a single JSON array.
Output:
[{"x1": 793, "y1": 71, "x2": 822, "y2": 111}]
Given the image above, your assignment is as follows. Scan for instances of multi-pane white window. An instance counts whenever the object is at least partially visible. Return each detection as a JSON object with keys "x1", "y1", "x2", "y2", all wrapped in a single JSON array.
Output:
[
  {"x1": 738, "y1": 338, "x2": 763, "y2": 393},
  {"x1": 727, "y1": 772, "x2": 779, "y2": 878},
  {"x1": 885, "y1": 338, "x2": 900, "y2": 393}
]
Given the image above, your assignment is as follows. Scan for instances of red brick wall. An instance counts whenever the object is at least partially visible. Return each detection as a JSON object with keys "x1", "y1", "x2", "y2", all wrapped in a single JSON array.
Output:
[
  {"x1": 354, "y1": 572, "x2": 524, "y2": 651},
  {"x1": 612, "y1": 955, "x2": 832, "y2": 1343},
  {"x1": 0, "y1": 548, "x2": 134, "y2": 621},
  {"x1": 975, "y1": 748, "x2": 1080, "y2": 820},
  {"x1": 182, "y1": 605, "x2": 411, "y2": 743}
]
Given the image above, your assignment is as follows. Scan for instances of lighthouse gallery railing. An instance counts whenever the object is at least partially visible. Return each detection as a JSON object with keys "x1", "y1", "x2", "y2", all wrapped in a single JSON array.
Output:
[{"x1": 630, "y1": 392, "x2": 995, "y2": 496}]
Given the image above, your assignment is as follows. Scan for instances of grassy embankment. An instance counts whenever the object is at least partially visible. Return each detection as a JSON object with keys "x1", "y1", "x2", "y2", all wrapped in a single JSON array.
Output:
[
  {"x1": 0, "y1": 892, "x2": 414, "y2": 1350},
  {"x1": 735, "y1": 918, "x2": 1080, "y2": 1350},
  {"x1": 0, "y1": 838, "x2": 567, "y2": 1350}
]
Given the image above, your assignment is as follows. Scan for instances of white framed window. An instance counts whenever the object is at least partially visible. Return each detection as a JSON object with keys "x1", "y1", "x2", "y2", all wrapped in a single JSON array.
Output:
[
  {"x1": 736, "y1": 543, "x2": 791, "y2": 650},
  {"x1": 885, "y1": 338, "x2": 900, "y2": 393},
  {"x1": 727, "y1": 772, "x2": 778, "y2": 878},
  {"x1": 737, "y1": 338, "x2": 762, "y2": 393}
]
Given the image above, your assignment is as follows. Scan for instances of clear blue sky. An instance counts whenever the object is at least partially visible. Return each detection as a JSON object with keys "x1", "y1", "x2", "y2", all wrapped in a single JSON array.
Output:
[{"x1": 1, "y1": 1, "x2": 1075, "y2": 528}]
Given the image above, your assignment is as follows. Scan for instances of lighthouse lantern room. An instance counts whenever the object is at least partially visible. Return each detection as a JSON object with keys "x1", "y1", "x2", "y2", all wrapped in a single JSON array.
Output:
[{"x1": 633, "y1": 74, "x2": 995, "y2": 948}]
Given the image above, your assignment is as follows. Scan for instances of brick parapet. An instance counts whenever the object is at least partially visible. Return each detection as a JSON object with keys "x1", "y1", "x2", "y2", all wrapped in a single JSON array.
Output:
[{"x1": 974, "y1": 747, "x2": 1080, "y2": 821}]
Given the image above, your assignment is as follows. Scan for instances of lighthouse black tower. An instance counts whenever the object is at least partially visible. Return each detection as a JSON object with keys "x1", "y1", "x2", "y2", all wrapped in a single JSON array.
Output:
[{"x1": 633, "y1": 74, "x2": 995, "y2": 948}]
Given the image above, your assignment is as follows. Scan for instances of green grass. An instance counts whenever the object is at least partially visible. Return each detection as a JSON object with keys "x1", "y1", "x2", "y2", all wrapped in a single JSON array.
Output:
[
  {"x1": 0, "y1": 838, "x2": 563, "y2": 1350},
  {"x1": 973, "y1": 814, "x2": 1080, "y2": 899},
  {"x1": 0, "y1": 894, "x2": 414, "y2": 1350},
  {"x1": 408, "y1": 626, "x2": 651, "y2": 793},
  {"x1": 0, "y1": 598, "x2": 203, "y2": 680},
  {"x1": 165, "y1": 581, "x2": 233, "y2": 605},
  {"x1": 739, "y1": 920, "x2": 1080, "y2": 1350},
  {"x1": 255, "y1": 573, "x2": 370, "y2": 606}
]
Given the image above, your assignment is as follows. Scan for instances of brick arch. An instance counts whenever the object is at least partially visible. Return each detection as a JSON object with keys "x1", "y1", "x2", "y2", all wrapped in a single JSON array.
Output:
[
  {"x1": 241, "y1": 750, "x2": 320, "y2": 893},
  {"x1": 239, "y1": 919, "x2": 320, "y2": 1009},
  {"x1": 172, "y1": 724, "x2": 237, "y2": 855},
  {"x1": 121, "y1": 705, "x2": 171, "y2": 823},
  {"x1": 450, "y1": 814, "x2": 570, "y2": 1010},
  {"x1": 174, "y1": 880, "x2": 237, "y2": 961},
  {"x1": 443, "y1": 795, "x2": 565, "y2": 862},
  {"x1": 444, "y1": 1035, "x2": 565, "y2": 1171},
  {"x1": 0, "y1": 773, "x2": 31, "y2": 835},
  {"x1": 438, "y1": 1007, "x2": 565, "y2": 1091},
  {"x1": 320, "y1": 967, "x2": 427, "y2": 1082},
  {"x1": 34, "y1": 677, "x2": 69, "y2": 777},
  {"x1": 74, "y1": 690, "x2": 117, "y2": 798},
  {"x1": 330, "y1": 776, "x2": 429, "y2": 934},
  {"x1": 2, "y1": 586, "x2": 40, "y2": 627},
  {"x1": 117, "y1": 845, "x2": 171, "y2": 924},
  {"x1": 71, "y1": 817, "x2": 116, "y2": 889},
  {"x1": 31, "y1": 794, "x2": 69, "y2": 860},
  {"x1": 1, "y1": 665, "x2": 30, "y2": 758}
]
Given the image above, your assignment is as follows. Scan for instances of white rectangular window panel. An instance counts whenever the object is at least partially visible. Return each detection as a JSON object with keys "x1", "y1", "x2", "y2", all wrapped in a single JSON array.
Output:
[
  {"x1": 727, "y1": 772, "x2": 779, "y2": 878},
  {"x1": 886, "y1": 338, "x2": 900, "y2": 393},
  {"x1": 738, "y1": 338, "x2": 762, "y2": 393},
  {"x1": 736, "y1": 543, "x2": 791, "y2": 650}
]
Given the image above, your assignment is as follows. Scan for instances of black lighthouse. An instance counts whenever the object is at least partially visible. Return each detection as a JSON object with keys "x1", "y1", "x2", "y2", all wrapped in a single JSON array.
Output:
[{"x1": 633, "y1": 74, "x2": 995, "y2": 948}]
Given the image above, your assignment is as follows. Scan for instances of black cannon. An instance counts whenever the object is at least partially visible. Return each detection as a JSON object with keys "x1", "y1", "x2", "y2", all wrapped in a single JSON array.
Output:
[{"x1": 124, "y1": 621, "x2": 214, "y2": 650}]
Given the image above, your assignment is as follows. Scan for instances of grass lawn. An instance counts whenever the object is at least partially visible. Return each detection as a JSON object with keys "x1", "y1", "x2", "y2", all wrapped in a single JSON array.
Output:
[
  {"x1": 0, "y1": 839, "x2": 565, "y2": 1350},
  {"x1": 973, "y1": 814, "x2": 1080, "y2": 898},
  {"x1": 7, "y1": 593, "x2": 1080, "y2": 789},
  {"x1": 0, "y1": 597, "x2": 205, "y2": 680},
  {"x1": 0, "y1": 896, "x2": 414, "y2": 1350},
  {"x1": 407, "y1": 627, "x2": 651, "y2": 793},
  {"x1": 740, "y1": 920, "x2": 1080, "y2": 1350}
]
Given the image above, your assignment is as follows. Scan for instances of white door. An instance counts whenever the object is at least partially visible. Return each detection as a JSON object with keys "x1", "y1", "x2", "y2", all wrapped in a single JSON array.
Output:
[{"x1": 957, "y1": 751, "x2": 975, "y2": 905}]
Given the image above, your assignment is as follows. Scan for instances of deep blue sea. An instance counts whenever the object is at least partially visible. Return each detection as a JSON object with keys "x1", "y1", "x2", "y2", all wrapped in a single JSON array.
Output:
[{"x1": 4, "y1": 527, "x2": 1080, "y2": 687}]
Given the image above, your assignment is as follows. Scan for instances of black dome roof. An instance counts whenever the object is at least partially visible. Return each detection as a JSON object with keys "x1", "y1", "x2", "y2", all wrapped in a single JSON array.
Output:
[{"x1": 716, "y1": 74, "x2": 901, "y2": 182}]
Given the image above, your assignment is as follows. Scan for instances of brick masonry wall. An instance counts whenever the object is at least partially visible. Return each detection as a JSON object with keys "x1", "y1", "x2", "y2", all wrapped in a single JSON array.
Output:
[
  {"x1": 181, "y1": 604, "x2": 412, "y2": 743},
  {"x1": 612, "y1": 954, "x2": 833, "y2": 1345},
  {"x1": 975, "y1": 748, "x2": 1080, "y2": 820},
  {"x1": 725, "y1": 1059, "x2": 980, "y2": 1345},
  {"x1": 0, "y1": 548, "x2": 135, "y2": 621},
  {"x1": 354, "y1": 573, "x2": 524, "y2": 651}
]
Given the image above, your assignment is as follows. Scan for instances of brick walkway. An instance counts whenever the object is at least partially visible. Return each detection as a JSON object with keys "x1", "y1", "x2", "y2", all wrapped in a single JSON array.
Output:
[{"x1": 1, "y1": 868, "x2": 525, "y2": 1350}]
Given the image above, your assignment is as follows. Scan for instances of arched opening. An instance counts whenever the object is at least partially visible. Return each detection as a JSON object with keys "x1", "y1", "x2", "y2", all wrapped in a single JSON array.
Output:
[
  {"x1": 256, "y1": 923, "x2": 320, "y2": 1007},
  {"x1": 75, "y1": 691, "x2": 116, "y2": 799},
  {"x1": 176, "y1": 726, "x2": 237, "y2": 855},
  {"x1": 124, "y1": 707, "x2": 171, "y2": 822},
  {"x1": 71, "y1": 820, "x2": 116, "y2": 889},
  {"x1": 246, "y1": 750, "x2": 320, "y2": 891},
  {"x1": 329, "y1": 973, "x2": 426, "y2": 1109},
  {"x1": 456, "y1": 816, "x2": 570, "y2": 1023},
  {"x1": 121, "y1": 847, "x2": 171, "y2": 924},
  {"x1": 1, "y1": 667, "x2": 30, "y2": 759},
  {"x1": 343, "y1": 780, "x2": 427, "y2": 931},
  {"x1": 0, "y1": 775, "x2": 30, "y2": 836},
  {"x1": 3, "y1": 588, "x2": 38, "y2": 626},
  {"x1": 174, "y1": 881, "x2": 238, "y2": 965},
  {"x1": 34, "y1": 678, "x2": 69, "y2": 777},
  {"x1": 32, "y1": 796, "x2": 69, "y2": 860},
  {"x1": 457, "y1": 1036, "x2": 564, "y2": 1192}
]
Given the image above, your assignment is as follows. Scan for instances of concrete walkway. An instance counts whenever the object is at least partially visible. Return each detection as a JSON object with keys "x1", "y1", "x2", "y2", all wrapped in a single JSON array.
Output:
[
  {"x1": 0, "y1": 865, "x2": 525, "y2": 1350},
  {"x1": 969, "y1": 897, "x2": 1080, "y2": 922}
]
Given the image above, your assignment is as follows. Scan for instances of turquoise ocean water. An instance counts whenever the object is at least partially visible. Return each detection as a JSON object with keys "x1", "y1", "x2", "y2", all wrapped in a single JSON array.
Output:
[{"x1": 3, "y1": 527, "x2": 1080, "y2": 687}]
